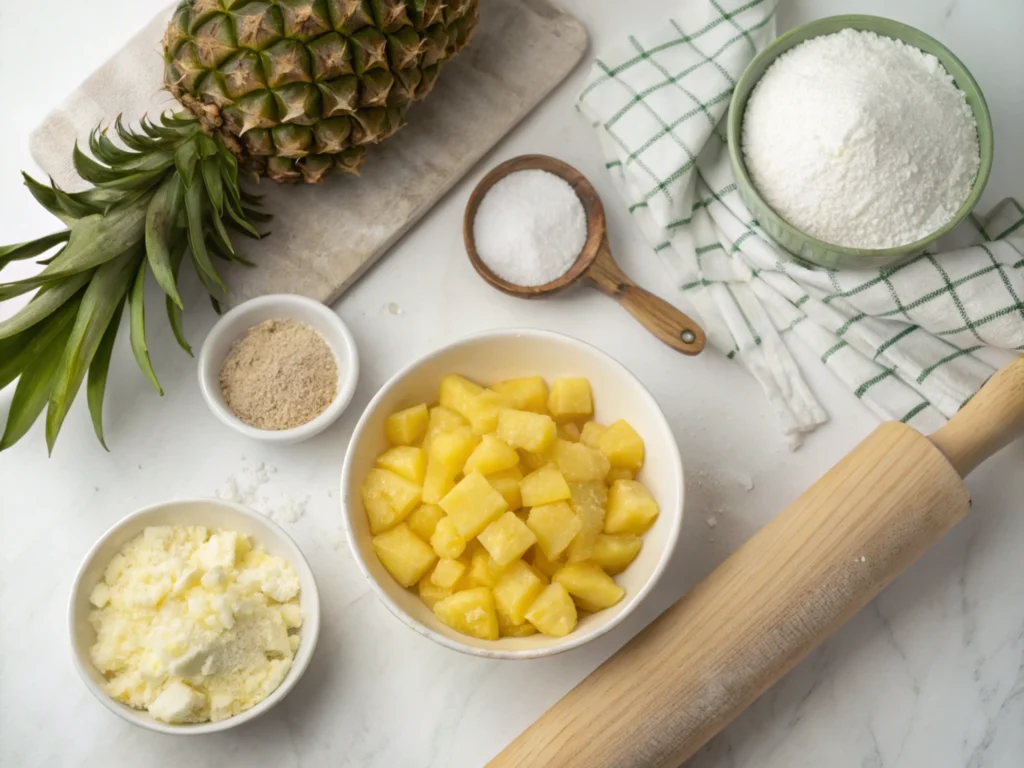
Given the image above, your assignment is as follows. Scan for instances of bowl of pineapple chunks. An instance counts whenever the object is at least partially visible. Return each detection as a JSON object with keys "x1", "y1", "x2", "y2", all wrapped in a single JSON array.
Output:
[{"x1": 341, "y1": 329, "x2": 684, "y2": 659}]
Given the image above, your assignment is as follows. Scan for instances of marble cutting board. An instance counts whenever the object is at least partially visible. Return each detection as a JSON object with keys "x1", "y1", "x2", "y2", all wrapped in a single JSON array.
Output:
[{"x1": 30, "y1": 0, "x2": 588, "y2": 308}]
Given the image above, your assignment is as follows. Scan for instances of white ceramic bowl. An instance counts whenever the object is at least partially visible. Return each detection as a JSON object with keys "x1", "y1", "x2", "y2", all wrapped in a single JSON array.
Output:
[
  {"x1": 198, "y1": 294, "x2": 359, "y2": 444},
  {"x1": 68, "y1": 498, "x2": 321, "y2": 734},
  {"x1": 341, "y1": 329, "x2": 684, "y2": 659}
]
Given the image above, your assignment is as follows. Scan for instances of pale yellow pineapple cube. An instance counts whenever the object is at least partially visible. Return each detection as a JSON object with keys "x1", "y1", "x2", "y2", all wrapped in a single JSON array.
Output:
[
  {"x1": 405, "y1": 504, "x2": 445, "y2": 542},
  {"x1": 372, "y1": 524, "x2": 437, "y2": 588},
  {"x1": 553, "y1": 562, "x2": 625, "y2": 611},
  {"x1": 361, "y1": 468, "x2": 423, "y2": 534},
  {"x1": 439, "y1": 374, "x2": 483, "y2": 419},
  {"x1": 597, "y1": 419, "x2": 645, "y2": 470},
  {"x1": 552, "y1": 439, "x2": 610, "y2": 482},
  {"x1": 566, "y1": 481, "x2": 608, "y2": 562},
  {"x1": 477, "y1": 511, "x2": 537, "y2": 567},
  {"x1": 530, "y1": 546, "x2": 564, "y2": 579},
  {"x1": 422, "y1": 428, "x2": 477, "y2": 504},
  {"x1": 486, "y1": 466, "x2": 523, "y2": 510},
  {"x1": 579, "y1": 421, "x2": 607, "y2": 449},
  {"x1": 422, "y1": 406, "x2": 469, "y2": 450},
  {"x1": 557, "y1": 422, "x2": 581, "y2": 442},
  {"x1": 527, "y1": 501, "x2": 581, "y2": 560},
  {"x1": 518, "y1": 449, "x2": 552, "y2": 474},
  {"x1": 431, "y1": 557, "x2": 468, "y2": 589},
  {"x1": 385, "y1": 403, "x2": 429, "y2": 446},
  {"x1": 496, "y1": 409, "x2": 556, "y2": 454},
  {"x1": 547, "y1": 377, "x2": 593, "y2": 421},
  {"x1": 499, "y1": 615, "x2": 539, "y2": 637},
  {"x1": 418, "y1": 573, "x2": 453, "y2": 610},
  {"x1": 465, "y1": 545, "x2": 508, "y2": 588},
  {"x1": 605, "y1": 479, "x2": 660, "y2": 535},
  {"x1": 525, "y1": 583, "x2": 577, "y2": 637},
  {"x1": 464, "y1": 434, "x2": 519, "y2": 475},
  {"x1": 490, "y1": 376, "x2": 549, "y2": 413},
  {"x1": 464, "y1": 389, "x2": 514, "y2": 434},
  {"x1": 439, "y1": 471, "x2": 508, "y2": 539},
  {"x1": 433, "y1": 587, "x2": 499, "y2": 640},
  {"x1": 375, "y1": 446, "x2": 427, "y2": 484},
  {"x1": 605, "y1": 467, "x2": 636, "y2": 483},
  {"x1": 493, "y1": 560, "x2": 546, "y2": 625},
  {"x1": 520, "y1": 465, "x2": 571, "y2": 507},
  {"x1": 590, "y1": 534, "x2": 642, "y2": 574},
  {"x1": 430, "y1": 516, "x2": 467, "y2": 559}
]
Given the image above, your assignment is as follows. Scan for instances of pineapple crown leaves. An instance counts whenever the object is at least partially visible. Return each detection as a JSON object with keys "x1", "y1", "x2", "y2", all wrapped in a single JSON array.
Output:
[{"x1": 0, "y1": 112, "x2": 268, "y2": 454}]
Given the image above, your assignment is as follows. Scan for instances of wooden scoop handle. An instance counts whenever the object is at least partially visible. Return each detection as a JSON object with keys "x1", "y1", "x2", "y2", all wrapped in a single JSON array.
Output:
[{"x1": 586, "y1": 237, "x2": 706, "y2": 356}]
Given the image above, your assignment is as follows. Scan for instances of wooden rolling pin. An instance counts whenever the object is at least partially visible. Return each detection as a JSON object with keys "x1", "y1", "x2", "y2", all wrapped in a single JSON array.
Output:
[{"x1": 489, "y1": 356, "x2": 1024, "y2": 768}]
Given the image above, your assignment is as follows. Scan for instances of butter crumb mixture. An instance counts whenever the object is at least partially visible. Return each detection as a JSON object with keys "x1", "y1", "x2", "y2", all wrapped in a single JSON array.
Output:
[{"x1": 89, "y1": 526, "x2": 302, "y2": 724}]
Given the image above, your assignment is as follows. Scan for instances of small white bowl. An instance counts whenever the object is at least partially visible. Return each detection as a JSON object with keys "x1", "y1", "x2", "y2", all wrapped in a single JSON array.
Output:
[
  {"x1": 340, "y1": 329, "x2": 685, "y2": 660},
  {"x1": 198, "y1": 294, "x2": 359, "y2": 444},
  {"x1": 68, "y1": 498, "x2": 321, "y2": 735}
]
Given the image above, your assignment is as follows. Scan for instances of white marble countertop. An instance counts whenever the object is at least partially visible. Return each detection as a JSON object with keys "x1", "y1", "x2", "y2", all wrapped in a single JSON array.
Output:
[{"x1": 1, "y1": 1, "x2": 1021, "y2": 766}]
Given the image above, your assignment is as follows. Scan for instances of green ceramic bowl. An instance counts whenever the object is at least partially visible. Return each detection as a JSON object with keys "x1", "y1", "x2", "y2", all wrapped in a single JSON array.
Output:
[{"x1": 727, "y1": 15, "x2": 994, "y2": 270}]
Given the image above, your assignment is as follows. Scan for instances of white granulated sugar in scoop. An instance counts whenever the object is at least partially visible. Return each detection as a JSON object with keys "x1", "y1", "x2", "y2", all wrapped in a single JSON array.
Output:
[
  {"x1": 742, "y1": 29, "x2": 980, "y2": 250},
  {"x1": 473, "y1": 169, "x2": 587, "y2": 287}
]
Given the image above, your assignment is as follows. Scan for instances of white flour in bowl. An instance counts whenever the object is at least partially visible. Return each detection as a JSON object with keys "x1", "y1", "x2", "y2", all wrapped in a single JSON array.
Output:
[{"x1": 741, "y1": 28, "x2": 980, "y2": 250}]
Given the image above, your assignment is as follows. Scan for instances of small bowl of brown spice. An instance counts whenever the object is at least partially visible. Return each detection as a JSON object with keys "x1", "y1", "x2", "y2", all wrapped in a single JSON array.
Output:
[{"x1": 198, "y1": 294, "x2": 358, "y2": 444}]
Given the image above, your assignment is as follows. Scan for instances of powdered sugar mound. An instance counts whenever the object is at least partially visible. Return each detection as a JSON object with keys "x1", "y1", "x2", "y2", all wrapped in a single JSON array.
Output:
[
  {"x1": 742, "y1": 29, "x2": 980, "y2": 250},
  {"x1": 473, "y1": 169, "x2": 587, "y2": 286}
]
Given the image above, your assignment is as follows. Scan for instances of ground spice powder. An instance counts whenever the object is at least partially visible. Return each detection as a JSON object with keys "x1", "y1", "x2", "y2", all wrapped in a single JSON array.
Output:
[{"x1": 219, "y1": 318, "x2": 338, "y2": 430}]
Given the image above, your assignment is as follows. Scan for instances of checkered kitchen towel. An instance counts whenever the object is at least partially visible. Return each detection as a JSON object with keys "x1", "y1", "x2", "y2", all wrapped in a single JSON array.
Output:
[{"x1": 578, "y1": 0, "x2": 1024, "y2": 445}]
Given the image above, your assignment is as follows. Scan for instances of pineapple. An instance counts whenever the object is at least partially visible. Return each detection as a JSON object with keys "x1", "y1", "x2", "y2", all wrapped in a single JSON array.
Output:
[
  {"x1": 579, "y1": 421, "x2": 608, "y2": 450},
  {"x1": 429, "y1": 516, "x2": 466, "y2": 559},
  {"x1": 375, "y1": 445, "x2": 427, "y2": 484},
  {"x1": 530, "y1": 546, "x2": 564, "y2": 580},
  {"x1": 496, "y1": 409, "x2": 556, "y2": 454},
  {"x1": 486, "y1": 466, "x2": 523, "y2": 510},
  {"x1": 499, "y1": 615, "x2": 538, "y2": 637},
  {"x1": 551, "y1": 439, "x2": 610, "y2": 483},
  {"x1": 490, "y1": 376, "x2": 548, "y2": 413},
  {"x1": 605, "y1": 467, "x2": 636, "y2": 483},
  {"x1": 520, "y1": 466, "x2": 571, "y2": 507},
  {"x1": 421, "y1": 427, "x2": 476, "y2": 504},
  {"x1": 385, "y1": 404, "x2": 429, "y2": 446},
  {"x1": 430, "y1": 557, "x2": 467, "y2": 589},
  {"x1": 439, "y1": 472, "x2": 508, "y2": 538},
  {"x1": 464, "y1": 544, "x2": 507, "y2": 589},
  {"x1": 405, "y1": 503, "x2": 445, "y2": 542},
  {"x1": 433, "y1": 587, "x2": 499, "y2": 640},
  {"x1": 361, "y1": 467, "x2": 422, "y2": 534},
  {"x1": 372, "y1": 523, "x2": 436, "y2": 587},
  {"x1": 477, "y1": 511, "x2": 537, "y2": 567},
  {"x1": 0, "y1": 1, "x2": 479, "y2": 452},
  {"x1": 547, "y1": 378, "x2": 593, "y2": 421},
  {"x1": 439, "y1": 374, "x2": 483, "y2": 417},
  {"x1": 525, "y1": 583, "x2": 577, "y2": 637},
  {"x1": 464, "y1": 434, "x2": 519, "y2": 476},
  {"x1": 492, "y1": 560, "x2": 546, "y2": 626},
  {"x1": 422, "y1": 406, "x2": 469, "y2": 450},
  {"x1": 605, "y1": 480, "x2": 660, "y2": 535},
  {"x1": 565, "y1": 481, "x2": 608, "y2": 562},
  {"x1": 418, "y1": 573, "x2": 452, "y2": 610},
  {"x1": 464, "y1": 389, "x2": 514, "y2": 434},
  {"x1": 557, "y1": 422, "x2": 581, "y2": 442},
  {"x1": 597, "y1": 419, "x2": 646, "y2": 471},
  {"x1": 527, "y1": 501, "x2": 581, "y2": 560},
  {"x1": 553, "y1": 562, "x2": 625, "y2": 611},
  {"x1": 590, "y1": 534, "x2": 642, "y2": 574}
]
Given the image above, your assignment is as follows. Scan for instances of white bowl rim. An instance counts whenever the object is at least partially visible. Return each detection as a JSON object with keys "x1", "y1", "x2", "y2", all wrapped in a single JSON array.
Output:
[
  {"x1": 340, "y1": 327, "x2": 685, "y2": 660},
  {"x1": 197, "y1": 293, "x2": 359, "y2": 443},
  {"x1": 67, "y1": 497, "x2": 322, "y2": 735}
]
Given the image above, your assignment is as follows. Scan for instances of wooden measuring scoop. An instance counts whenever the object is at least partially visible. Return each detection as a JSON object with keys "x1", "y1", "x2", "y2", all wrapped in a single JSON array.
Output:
[{"x1": 463, "y1": 155, "x2": 706, "y2": 356}]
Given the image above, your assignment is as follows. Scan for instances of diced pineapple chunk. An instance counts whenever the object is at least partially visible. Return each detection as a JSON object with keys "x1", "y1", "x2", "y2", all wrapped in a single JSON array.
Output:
[
  {"x1": 422, "y1": 428, "x2": 477, "y2": 504},
  {"x1": 464, "y1": 434, "x2": 519, "y2": 475},
  {"x1": 597, "y1": 419, "x2": 645, "y2": 471},
  {"x1": 579, "y1": 421, "x2": 607, "y2": 449},
  {"x1": 422, "y1": 406, "x2": 469, "y2": 450},
  {"x1": 557, "y1": 422, "x2": 581, "y2": 442},
  {"x1": 518, "y1": 450, "x2": 552, "y2": 473},
  {"x1": 431, "y1": 557, "x2": 468, "y2": 588},
  {"x1": 433, "y1": 587, "x2": 499, "y2": 640},
  {"x1": 486, "y1": 466, "x2": 523, "y2": 510},
  {"x1": 527, "y1": 501, "x2": 582, "y2": 560},
  {"x1": 372, "y1": 524, "x2": 437, "y2": 588},
  {"x1": 566, "y1": 481, "x2": 608, "y2": 562},
  {"x1": 552, "y1": 439, "x2": 610, "y2": 482},
  {"x1": 590, "y1": 534, "x2": 642, "y2": 574},
  {"x1": 605, "y1": 467, "x2": 636, "y2": 483},
  {"x1": 520, "y1": 465, "x2": 571, "y2": 507},
  {"x1": 553, "y1": 562, "x2": 625, "y2": 611},
  {"x1": 464, "y1": 545, "x2": 508, "y2": 588},
  {"x1": 477, "y1": 511, "x2": 537, "y2": 567},
  {"x1": 430, "y1": 516, "x2": 467, "y2": 559},
  {"x1": 439, "y1": 374, "x2": 483, "y2": 419},
  {"x1": 490, "y1": 376, "x2": 549, "y2": 413},
  {"x1": 464, "y1": 389, "x2": 514, "y2": 434},
  {"x1": 499, "y1": 615, "x2": 539, "y2": 637},
  {"x1": 530, "y1": 546, "x2": 564, "y2": 579},
  {"x1": 547, "y1": 378, "x2": 594, "y2": 421},
  {"x1": 439, "y1": 472, "x2": 509, "y2": 539},
  {"x1": 361, "y1": 468, "x2": 423, "y2": 534},
  {"x1": 405, "y1": 504, "x2": 445, "y2": 542},
  {"x1": 525, "y1": 583, "x2": 577, "y2": 637},
  {"x1": 418, "y1": 573, "x2": 453, "y2": 610},
  {"x1": 605, "y1": 479, "x2": 660, "y2": 535},
  {"x1": 497, "y1": 409, "x2": 556, "y2": 454},
  {"x1": 493, "y1": 560, "x2": 546, "y2": 625},
  {"x1": 385, "y1": 403, "x2": 429, "y2": 446},
  {"x1": 375, "y1": 446, "x2": 427, "y2": 484}
]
